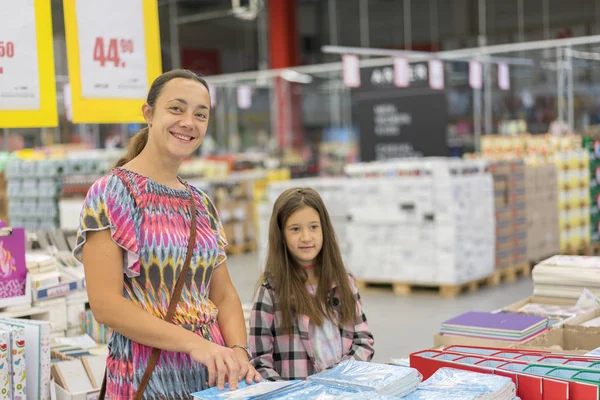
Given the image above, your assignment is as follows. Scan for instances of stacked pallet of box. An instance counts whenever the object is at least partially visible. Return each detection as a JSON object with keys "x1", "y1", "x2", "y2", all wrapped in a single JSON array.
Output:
[
  {"x1": 258, "y1": 178, "x2": 349, "y2": 270},
  {"x1": 343, "y1": 158, "x2": 495, "y2": 287},
  {"x1": 525, "y1": 163, "x2": 560, "y2": 262},
  {"x1": 59, "y1": 152, "x2": 123, "y2": 231},
  {"x1": 481, "y1": 134, "x2": 589, "y2": 254},
  {"x1": 210, "y1": 176, "x2": 257, "y2": 255},
  {"x1": 6, "y1": 158, "x2": 63, "y2": 231},
  {"x1": 553, "y1": 144, "x2": 590, "y2": 253},
  {"x1": 583, "y1": 136, "x2": 600, "y2": 244},
  {"x1": 251, "y1": 168, "x2": 291, "y2": 243},
  {"x1": 490, "y1": 160, "x2": 527, "y2": 270}
]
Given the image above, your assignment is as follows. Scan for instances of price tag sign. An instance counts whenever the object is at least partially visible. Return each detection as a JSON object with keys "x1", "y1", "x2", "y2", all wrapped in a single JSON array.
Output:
[
  {"x1": 469, "y1": 60, "x2": 483, "y2": 90},
  {"x1": 498, "y1": 63, "x2": 510, "y2": 91},
  {"x1": 76, "y1": 0, "x2": 147, "y2": 99},
  {"x1": 0, "y1": 0, "x2": 57, "y2": 127},
  {"x1": 237, "y1": 85, "x2": 252, "y2": 109},
  {"x1": 393, "y1": 57, "x2": 410, "y2": 88},
  {"x1": 64, "y1": 0, "x2": 162, "y2": 123},
  {"x1": 0, "y1": 0, "x2": 39, "y2": 110},
  {"x1": 428, "y1": 59, "x2": 445, "y2": 90},
  {"x1": 342, "y1": 54, "x2": 361, "y2": 88}
]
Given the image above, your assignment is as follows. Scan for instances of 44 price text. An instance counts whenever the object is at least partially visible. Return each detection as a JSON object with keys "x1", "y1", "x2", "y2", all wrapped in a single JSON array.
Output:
[{"x1": 93, "y1": 37, "x2": 135, "y2": 68}]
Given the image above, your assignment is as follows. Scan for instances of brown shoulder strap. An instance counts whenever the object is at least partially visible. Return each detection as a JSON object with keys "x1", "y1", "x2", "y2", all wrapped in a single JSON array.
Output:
[{"x1": 132, "y1": 187, "x2": 198, "y2": 400}]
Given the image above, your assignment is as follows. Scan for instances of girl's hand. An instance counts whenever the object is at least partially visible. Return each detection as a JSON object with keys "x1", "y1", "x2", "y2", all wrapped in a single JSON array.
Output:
[
  {"x1": 189, "y1": 339, "x2": 242, "y2": 390},
  {"x1": 232, "y1": 348, "x2": 262, "y2": 385}
]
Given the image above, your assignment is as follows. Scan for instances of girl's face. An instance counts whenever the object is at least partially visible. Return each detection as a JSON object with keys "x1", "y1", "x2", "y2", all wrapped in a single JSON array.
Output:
[
  {"x1": 143, "y1": 78, "x2": 210, "y2": 161},
  {"x1": 283, "y1": 206, "x2": 323, "y2": 267}
]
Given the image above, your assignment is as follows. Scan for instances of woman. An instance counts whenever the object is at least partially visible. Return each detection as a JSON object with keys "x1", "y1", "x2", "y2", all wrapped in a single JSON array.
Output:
[{"x1": 74, "y1": 69, "x2": 260, "y2": 399}]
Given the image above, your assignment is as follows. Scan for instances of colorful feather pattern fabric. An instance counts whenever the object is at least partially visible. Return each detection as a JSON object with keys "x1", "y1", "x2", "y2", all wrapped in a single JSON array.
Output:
[{"x1": 73, "y1": 168, "x2": 227, "y2": 399}]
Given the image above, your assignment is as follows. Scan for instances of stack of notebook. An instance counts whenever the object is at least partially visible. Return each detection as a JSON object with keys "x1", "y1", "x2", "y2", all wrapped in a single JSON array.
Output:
[
  {"x1": 403, "y1": 368, "x2": 517, "y2": 399},
  {"x1": 307, "y1": 360, "x2": 421, "y2": 397},
  {"x1": 440, "y1": 311, "x2": 548, "y2": 343},
  {"x1": 192, "y1": 381, "x2": 303, "y2": 399},
  {"x1": 192, "y1": 361, "x2": 422, "y2": 399},
  {"x1": 26, "y1": 253, "x2": 61, "y2": 290},
  {"x1": 532, "y1": 255, "x2": 600, "y2": 298}
]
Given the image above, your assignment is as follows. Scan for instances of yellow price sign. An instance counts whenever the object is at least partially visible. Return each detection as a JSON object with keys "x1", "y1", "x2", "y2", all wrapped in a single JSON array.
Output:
[
  {"x1": 0, "y1": 0, "x2": 58, "y2": 128},
  {"x1": 64, "y1": 0, "x2": 162, "y2": 123}
]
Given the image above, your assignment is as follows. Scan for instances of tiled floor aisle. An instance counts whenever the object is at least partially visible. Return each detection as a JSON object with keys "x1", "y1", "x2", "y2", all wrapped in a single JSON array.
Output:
[{"x1": 226, "y1": 252, "x2": 534, "y2": 363}]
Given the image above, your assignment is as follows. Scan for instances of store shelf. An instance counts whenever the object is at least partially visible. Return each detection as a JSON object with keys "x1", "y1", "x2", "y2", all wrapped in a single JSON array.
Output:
[{"x1": 0, "y1": 306, "x2": 49, "y2": 320}]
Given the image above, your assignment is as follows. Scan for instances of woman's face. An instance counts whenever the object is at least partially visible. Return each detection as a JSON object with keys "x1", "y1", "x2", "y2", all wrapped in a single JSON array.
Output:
[{"x1": 143, "y1": 78, "x2": 211, "y2": 161}]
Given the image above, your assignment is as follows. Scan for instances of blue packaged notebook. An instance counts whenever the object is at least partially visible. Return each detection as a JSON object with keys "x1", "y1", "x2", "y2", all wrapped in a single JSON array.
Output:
[
  {"x1": 267, "y1": 381, "x2": 360, "y2": 399},
  {"x1": 191, "y1": 380, "x2": 302, "y2": 399},
  {"x1": 404, "y1": 368, "x2": 517, "y2": 400},
  {"x1": 307, "y1": 360, "x2": 421, "y2": 396}
]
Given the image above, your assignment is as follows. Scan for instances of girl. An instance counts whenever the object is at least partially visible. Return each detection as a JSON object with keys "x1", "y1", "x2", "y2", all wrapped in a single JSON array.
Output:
[
  {"x1": 75, "y1": 69, "x2": 260, "y2": 399},
  {"x1": 250, "y1": 187, "x2": 374, "y2": 381}
]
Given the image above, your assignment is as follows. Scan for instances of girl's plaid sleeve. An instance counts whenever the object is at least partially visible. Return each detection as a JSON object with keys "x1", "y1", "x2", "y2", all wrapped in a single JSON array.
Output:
[{"x1": 249, "y1": 283, "x2": 283, "y2": 381}]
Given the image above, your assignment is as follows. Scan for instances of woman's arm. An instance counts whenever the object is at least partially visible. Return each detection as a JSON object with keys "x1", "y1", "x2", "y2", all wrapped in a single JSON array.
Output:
[
  {"x1": 83, "y1": 229, "x2": 241, "y2": 390},
  {"x1": 209, "y1": 263, "x2": 261, "y2": 384}
]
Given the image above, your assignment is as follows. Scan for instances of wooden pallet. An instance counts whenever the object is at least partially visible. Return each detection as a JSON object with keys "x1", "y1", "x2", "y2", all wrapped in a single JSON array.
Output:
[
  {"x1": 562, "y1": 243, "x2": 591, "y2": 256},
  {"x1": 356, "y1": 276, "x2": 495, "y2": 299},
  {"x1": 356, "y1": 263, "x2": 531, "y2": 299},
  {"x1": 488, "y1": 263, "x2": 531, "y2": 285},
  {"x1": 582, "y1": 243, "x2": 600, "y2": 256},
  {"x1": 227, "y1": 241, "x2": 257, "y2": 256}
]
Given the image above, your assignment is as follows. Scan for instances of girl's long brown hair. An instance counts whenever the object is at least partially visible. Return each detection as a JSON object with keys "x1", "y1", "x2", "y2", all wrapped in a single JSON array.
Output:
[{"x1": 263, "y1": 187, "x2": 356, "y2": 334}]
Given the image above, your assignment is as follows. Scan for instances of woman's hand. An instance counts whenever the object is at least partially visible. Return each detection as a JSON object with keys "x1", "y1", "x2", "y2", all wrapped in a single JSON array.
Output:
[
  {"x1": 232, "y1": 348, "x2": 262, "y2": 385},
  {"x1": 189, "y1": 339, "x2": 242, "y2": 391}
]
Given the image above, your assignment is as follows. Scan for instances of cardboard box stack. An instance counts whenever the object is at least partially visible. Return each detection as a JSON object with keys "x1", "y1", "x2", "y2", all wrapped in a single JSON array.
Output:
[
  {"x1": 583, "y1": 136, "x2": 600, "y2": 243},
  {"x1": 525, "y1": 164, "x2": 560, "y2": 262},
  {"x1": 6, "y1": 159, "x2": 63, "y2": 231},
  {"x1": 554, "y1": 146, "x2": 590, "y2": 253},
  {"x1": 481, "y1": 134, "x2": 590, "y2": 253},
  {"x1": 490, "y1": 160, "x2": 527, "y2": 269},
  {"x1": 210, "y1": 178, "x2": 256, "y2": 252},
  {"x1": 343, "y1": 158, "x2": 495, "y2": 285}
]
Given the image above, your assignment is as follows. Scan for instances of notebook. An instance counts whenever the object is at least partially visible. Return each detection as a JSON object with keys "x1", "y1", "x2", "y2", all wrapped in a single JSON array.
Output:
[
  {"x1": 0, "y1": 330, "x2": 11, "y2": 400},
  {"x1": 0, "y1": 323, "x2": 26, "y2": 400},
  {"x1": 192, "y1": 380, "x2": 302, "y2": 399},
  {"x1": 441, "y1": 311, "x2": 547, "y2": 341},
  {"x1": 2, "y1": 319, "x2": 51, "y2": 400}
]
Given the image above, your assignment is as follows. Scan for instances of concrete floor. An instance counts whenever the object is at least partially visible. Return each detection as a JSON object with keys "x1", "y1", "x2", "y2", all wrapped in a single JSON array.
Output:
[{"x1": 226, "y1": 252, "x2": 534, "y2": 363}]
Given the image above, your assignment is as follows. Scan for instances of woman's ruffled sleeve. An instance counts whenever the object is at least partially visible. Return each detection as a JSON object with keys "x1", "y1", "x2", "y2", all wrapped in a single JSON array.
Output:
[
  {"x1": 72, "y1": 174, "x2": 142, "y2": 277},
  {"x1": 199, "y1": 191, "x2": 228, "y2": 267}
]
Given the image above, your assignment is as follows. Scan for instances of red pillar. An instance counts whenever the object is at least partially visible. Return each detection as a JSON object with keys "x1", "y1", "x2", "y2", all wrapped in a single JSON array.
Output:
[
  {"x1": 268, "y1": 0, "x2": 299, "y2": 69},
  {"x1": 268, "y1": 0, "x2": 303, "y2": 151}
]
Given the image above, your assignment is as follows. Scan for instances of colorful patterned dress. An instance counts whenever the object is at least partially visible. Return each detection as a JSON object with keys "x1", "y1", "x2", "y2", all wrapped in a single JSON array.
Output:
[{"x1": 73, "y1": 167, "x2": 228, "y2": 399}]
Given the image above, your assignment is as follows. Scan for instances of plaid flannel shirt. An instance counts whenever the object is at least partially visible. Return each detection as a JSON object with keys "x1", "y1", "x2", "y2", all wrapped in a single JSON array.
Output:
[{"x1": 250, "y1": 273, "x2": 375, "y2": 381}]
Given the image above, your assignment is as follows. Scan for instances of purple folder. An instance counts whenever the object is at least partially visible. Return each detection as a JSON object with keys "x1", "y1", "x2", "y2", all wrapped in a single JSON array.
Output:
[
  {"x1": 442, "y1": 311, "x2": 547, "y2": 334},
  {"x1": 0, "y1": 228, "x2": 27, "y2": 298}
]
